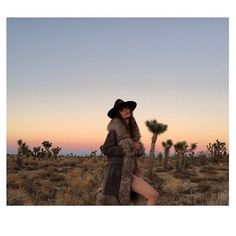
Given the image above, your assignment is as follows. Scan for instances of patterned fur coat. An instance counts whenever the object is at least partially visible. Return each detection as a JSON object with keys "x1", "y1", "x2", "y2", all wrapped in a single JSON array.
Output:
[{"x1": 96, "y1": 117, "x2": 145, "y2": 205}]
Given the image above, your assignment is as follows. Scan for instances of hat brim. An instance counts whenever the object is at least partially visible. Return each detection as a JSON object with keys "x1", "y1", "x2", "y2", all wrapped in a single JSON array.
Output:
[{"x1": 107, "y1": 101, "x2": 137, "y2": 119}]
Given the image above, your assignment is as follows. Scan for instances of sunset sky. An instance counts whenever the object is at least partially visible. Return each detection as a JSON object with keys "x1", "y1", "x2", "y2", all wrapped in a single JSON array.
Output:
[{"x1": 7, "y1": 18, "x2": 228, "y2": 155}]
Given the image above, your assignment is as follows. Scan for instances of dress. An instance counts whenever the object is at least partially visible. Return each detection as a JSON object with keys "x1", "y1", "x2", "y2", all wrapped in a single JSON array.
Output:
[{"x1": 96, "y1": 118, "x2": 145, "y2": 205}]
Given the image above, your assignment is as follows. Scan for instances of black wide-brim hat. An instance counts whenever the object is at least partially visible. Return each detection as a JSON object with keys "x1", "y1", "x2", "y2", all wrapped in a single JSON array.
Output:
[{"x1": 107, "y1": 99, "x2": 137, "y2": 119}]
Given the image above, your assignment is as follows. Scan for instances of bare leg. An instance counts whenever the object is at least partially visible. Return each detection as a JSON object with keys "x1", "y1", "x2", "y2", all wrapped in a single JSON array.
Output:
[{"x1": 131, "y1": 174, "x2": 159, "y2": 205}]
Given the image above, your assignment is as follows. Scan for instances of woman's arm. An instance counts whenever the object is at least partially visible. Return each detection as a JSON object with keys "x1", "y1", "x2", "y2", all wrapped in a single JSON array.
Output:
[
  {"x1": 134, "y1": 141, "x2": 145, "y2": 157},
  {"x1": 100, "y1": 130, "x2": 124, "y2": 157}
]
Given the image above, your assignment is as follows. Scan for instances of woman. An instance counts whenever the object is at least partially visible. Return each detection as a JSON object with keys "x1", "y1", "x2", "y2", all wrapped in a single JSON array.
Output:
[{"x1": 96, "y1": 99, "x2": 159, "y2": 205}]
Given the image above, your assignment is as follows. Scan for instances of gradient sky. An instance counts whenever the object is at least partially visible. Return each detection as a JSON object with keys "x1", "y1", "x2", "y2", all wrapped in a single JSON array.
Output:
[{"x1": 7, "y1": 18, "x2": 228, "y2": 155}]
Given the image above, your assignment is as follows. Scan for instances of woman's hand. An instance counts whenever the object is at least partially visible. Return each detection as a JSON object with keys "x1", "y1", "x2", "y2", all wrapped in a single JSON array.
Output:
[{"x1": 134, "y1": 141, "x2": 145, "y2": 157}]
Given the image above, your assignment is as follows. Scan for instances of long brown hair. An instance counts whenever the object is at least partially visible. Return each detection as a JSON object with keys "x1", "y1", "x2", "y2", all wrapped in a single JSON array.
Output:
[{"x1": 114, "y1": 110, "x2": 140, "y2": 141}]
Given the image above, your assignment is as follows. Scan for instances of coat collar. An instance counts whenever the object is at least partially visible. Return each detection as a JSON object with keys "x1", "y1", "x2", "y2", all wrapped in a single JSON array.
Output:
[{"x1": 107, "y1": 118, "x2": 141, "y2": 142}]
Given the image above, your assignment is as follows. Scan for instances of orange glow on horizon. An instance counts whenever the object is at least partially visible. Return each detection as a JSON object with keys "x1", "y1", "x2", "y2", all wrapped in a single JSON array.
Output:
[
  {"x1": 7, "y1": 134, "x2": 228, "y2": 155},
  {"x1": 7, "y1": 112, "x2": 228, "y2": 154}
]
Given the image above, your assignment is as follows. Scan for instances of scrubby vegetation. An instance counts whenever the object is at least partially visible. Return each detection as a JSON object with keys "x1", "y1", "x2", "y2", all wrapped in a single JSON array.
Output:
[{"x1": 7, "y1": 138, "x2": 229, "y2": 205}]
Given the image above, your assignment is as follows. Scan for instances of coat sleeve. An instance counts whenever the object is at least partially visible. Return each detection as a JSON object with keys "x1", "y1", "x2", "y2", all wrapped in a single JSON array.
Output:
[
  {"x1": 100, "y1": 130, "x2": 124, "y2": 157},
  {"x1": 136, "y1": 141, "x2": 145, "y2": 157}
]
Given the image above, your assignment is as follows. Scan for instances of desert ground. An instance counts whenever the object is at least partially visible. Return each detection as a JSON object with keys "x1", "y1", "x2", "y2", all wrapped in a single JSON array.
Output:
[{"x1": 7, "y1": 155, "x2": 229, "y2": 205}]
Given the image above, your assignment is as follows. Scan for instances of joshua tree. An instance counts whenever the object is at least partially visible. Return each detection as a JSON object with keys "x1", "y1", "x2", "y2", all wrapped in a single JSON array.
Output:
[
  {"x1": 33, "y1": 146, "x2": 41, "y2": 159},
  {"x1": 16, "y1": 139, "x2": 23, "y2": 167},
  {"x1": 16, "y1": 139, "x2": 31, "y2": 165},
  {"x1": 145, "y1": 119, "x2": 168, "y2": 179},
  {"x1": 38, "y1": 148, "x2": 46, "y2": 159},
  {"x1": 17, "y1": 139, "x2": 23, "y2": 154},
  {"x1": 27, "y1": 149, "x2": 33, "y2": 158},
  {"x1": 157, "y1": 153, "x2": 163, "y2": 162},
  {"x1": 162, "y1": 139, "x2": 173, "y2": 170},
  {"x1": 51, "y1": 147, "x2": 61, "y2": 159},
  {"x1": 42, "y1": 141, "x2": 52, "y2": 159},
  {"x1": 174, "y1": 141, "x2": 188, "y2": 172},
  {"x1": 188, "y1": 143, "x2": 198, "y2": 163},
  {"x1": 20, "y1": 141, "x2": 30, "y2": 158},
  {"x1": 17, "y1": 139, "x2": 23, "y2": 147},
  {"x1": 90, "y1": 150, "x2": 97, "y2": 158},
  {"x1": 207, "y1": 139, "x2": 227, "y2": 163}
]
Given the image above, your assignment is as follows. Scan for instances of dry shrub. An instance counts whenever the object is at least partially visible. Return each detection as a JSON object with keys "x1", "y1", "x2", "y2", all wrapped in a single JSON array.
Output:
[
  {"x1": 58, "y1": 158, "x2": 78, "y2": 168},
  {"x1": 54, "y1": 171, "x2": 95, "y2": 205},
  {"x1": 7, "y1": 189, "x2": 32, "y2": 205},
  {"x1": 199, "y1": 165, "x2": 217, "y2": 174},
  {"x1": 157, "y1": 190, "x2": 182, "y2": 205},
  {"x1": 191, "y1": 191, "x2": 228, "y2": 205},
  {"x1": 23, "y1": 176, "x2": 57, "y2": 205},
  {"x1": 40, "y1": 170, "x2": 53, "y2": 179},
  {"x1": 7, "y1": 156, "x2": 229, "y2": 205},
  {"x1": 190, "y1": 176, "x2": 205, "y2": 183},
  {"x1": 206, "y1": 175, "x2": 228, "y2": 182},
  {"x1": 49, "y1": 174, "x2": 66, "y2": 182},
  {"x1": 23, "y1": 160, "x2": 41, "y2": 171},
  {"x1": 7, "y1": 174, "x2": 24, "y2": 190},
  {"x1": 197, "y1": 182, "x2": 211, "y2": 193},
  {"x1": 206, "y1": 191, "x2": 229, "y2": 205},
  {"x1": 173, "y1": 170, "x2": 197, "y2": 179},
  {"x1": 179, "y1": 187, "x2": 196, "y2": 195}
]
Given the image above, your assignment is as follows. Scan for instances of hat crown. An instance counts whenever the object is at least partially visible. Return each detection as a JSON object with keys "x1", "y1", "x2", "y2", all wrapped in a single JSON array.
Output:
[{"x1": 114, "y1": 99, "x2": 125, "y2": 107}]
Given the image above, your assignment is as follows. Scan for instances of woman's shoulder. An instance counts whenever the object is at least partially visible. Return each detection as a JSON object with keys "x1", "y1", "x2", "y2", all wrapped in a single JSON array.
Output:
[
  {"x1": 107, "y1": 118, "x2": 123, "y2": 131},
  {"x1": 107, "y1": 118, "x2": 130, "y2": 141}
]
